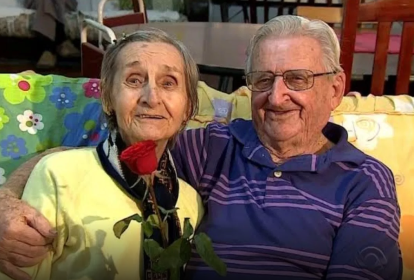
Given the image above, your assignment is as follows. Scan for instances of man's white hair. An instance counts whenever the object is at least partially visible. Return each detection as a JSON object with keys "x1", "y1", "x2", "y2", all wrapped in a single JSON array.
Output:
[{"x1": 245, "y1": 15, "x2": 344, "y2": 74}]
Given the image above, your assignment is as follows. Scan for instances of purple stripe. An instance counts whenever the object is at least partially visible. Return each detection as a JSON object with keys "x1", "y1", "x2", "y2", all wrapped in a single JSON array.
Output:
[
  {"x1": 210, "y1": 195, "x2": 342, "y2": 223},
  {"x1": 365, "y1": 159, "x2": 394, "y2": 194},
  {"x1": 267, "y1": 186, "x2": 344, "y2": 209},
  {"x1": 328, "y1": 265, "x2": 384, "y2": 280},
  {"x1": 202, "y1": 177, "x2": 266, "y2": 193},
  {"x1": 248, "y1": 145, "x2": 262, "y2": 159},
  {"x1": 202, "y1": 174, "x2": 272, "y2": 185},
  {"x1": 209, "y1": 133, "x2": 230, "y2": 139},
  {"x1": 336, "y1": 162, "x2": 386, "y2": 198},
  {"x1": 361, "y1": 168, "x2": 385, "y2": 197},
  {"x1": 183, "y1": 131, "x2": 198, "y2": 185},
  {"x1": 190, "y1": 250, "x2": 328, "y2": 269},
  {"x1": 362, "y1": 163, "x2": 391, "y2": 198},
  {"x1": 190, "y1": 257, "x2": 324, "y2": 275},
  {"x1": 210, "y1": 196, "x2": 338, "y2": 219},
  {"x1": 347, "y1": 220, "x2": 398, "y2": 241},
  {"x1": 347, "y1": 199, "x2": 397, "y2": 218},
  {"x1": 202, "y1": 175, "x2": 343, "y2": 212},
  {"x1": 327, "y1": 273, "x2": 377, "y2": 280},
  {"x1": 191, "y1": 129, "x2": 203, "y2": 178},
  {"x1": 185, "y1": 265, "x2": 321, "y2": 278},
  {"x1": 311, "y1": 154, "x2": 316, "y2": 171},
  {"x1": 347, "y1": 212, "x2": 399, "y2": 238},
  {"x1": 211, "y1": 243, "x2": 330, "y2": 261},
  {"x1": 209, "y1": 122, "x2": 228, "y2": 131}
]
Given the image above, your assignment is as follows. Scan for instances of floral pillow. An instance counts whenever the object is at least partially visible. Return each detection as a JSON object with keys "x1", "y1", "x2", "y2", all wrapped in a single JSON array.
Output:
[{"x1": 0, "y1": 74, "x2": 108, "y2": 186}]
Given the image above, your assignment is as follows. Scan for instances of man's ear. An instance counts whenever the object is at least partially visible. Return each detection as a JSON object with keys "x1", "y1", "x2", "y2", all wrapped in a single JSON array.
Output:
[{"x1": 330, "y1": 72, "x2": 346, "y2": 110}]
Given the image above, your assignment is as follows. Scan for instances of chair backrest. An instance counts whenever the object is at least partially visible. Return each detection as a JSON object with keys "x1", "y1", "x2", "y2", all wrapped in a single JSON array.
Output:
[
  {"x1": 81, "y1": 0, "x2": 147, "y2": 78},
  {"x1": 296, "y1": 6, "x2": 342, "y2": 25},
  {"x1": 341, "y1": 0, "x2": 414, "y2": 95},
  {"x1": 102, "y1": 0, "x2": 147, "y2": 27}
]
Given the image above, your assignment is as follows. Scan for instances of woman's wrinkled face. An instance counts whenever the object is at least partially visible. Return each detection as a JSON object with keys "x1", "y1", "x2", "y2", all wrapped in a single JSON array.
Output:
[{"x1": 110, "y1": 41, "x2": 189, "y2": 146}]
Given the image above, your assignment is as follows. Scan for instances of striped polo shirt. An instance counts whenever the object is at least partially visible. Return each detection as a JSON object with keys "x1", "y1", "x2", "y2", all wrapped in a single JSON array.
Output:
[{"x1": 171, "y1": 119, "x2": 402, "y2": 280}]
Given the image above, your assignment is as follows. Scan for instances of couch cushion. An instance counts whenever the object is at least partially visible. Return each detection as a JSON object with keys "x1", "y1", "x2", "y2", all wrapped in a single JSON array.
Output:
[
  {"x1": 331, "y1": 93, "x2": 414, "y2": 280},
  {"x1": 0, "y1": 73, "x2": 108, "y2": 185}
]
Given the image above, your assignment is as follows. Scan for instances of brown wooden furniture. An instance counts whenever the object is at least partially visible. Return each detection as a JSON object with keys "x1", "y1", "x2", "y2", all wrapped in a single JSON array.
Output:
[
  {"x1": 297, "y1": 6, "x2": 342, "y2": 27},
  {"x1": 341, "y1": 0, "x2": 414, "y2": 95},
  {"x1": 111, "y1": 22, "x2": 410, "y2": 77},
  {"x1": 217, "y1": 0, "x2": 341, "y2": 24},
  {"x1": 81, "y1": 0, "x2": 146, "y2": 78}
]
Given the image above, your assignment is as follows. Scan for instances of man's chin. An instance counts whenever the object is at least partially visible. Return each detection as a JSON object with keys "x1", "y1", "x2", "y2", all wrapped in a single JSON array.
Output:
[{"x1": 264, "y1": 124, "x2": 300, "y2": 141}]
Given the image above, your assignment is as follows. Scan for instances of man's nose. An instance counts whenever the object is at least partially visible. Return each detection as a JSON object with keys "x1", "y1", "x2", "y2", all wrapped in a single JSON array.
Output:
[{"x1": 268, "y1": 77, "x2": 290, "y2": 106}]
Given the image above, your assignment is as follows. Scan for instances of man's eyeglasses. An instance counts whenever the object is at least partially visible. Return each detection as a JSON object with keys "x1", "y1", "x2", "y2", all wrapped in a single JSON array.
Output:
[{"x1": 245, "y1": 69, "x2": 337, "y2": 92}]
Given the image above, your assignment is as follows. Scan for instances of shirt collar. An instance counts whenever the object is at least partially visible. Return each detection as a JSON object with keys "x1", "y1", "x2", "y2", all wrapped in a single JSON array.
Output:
[{"x1": 229, "y1": 119, "x2": 366, "y2": 172}]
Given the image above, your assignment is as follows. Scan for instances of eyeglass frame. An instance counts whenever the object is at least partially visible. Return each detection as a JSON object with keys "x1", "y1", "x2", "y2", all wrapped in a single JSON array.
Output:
[{"x1": 244, "y1": 69, "x2": 338, "y2": 92}]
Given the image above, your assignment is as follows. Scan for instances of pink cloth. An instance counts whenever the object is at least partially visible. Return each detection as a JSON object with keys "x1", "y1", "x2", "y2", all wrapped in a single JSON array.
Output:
[{"x1": 339, "y1": 32, "x2": 406, "y2": 54}]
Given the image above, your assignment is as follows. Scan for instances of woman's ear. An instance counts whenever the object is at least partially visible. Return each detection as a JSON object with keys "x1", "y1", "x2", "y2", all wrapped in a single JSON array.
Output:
[
  {"x1": 100, "y1": 82, "x2": 114, "y2": 115},
  {"x1": 184, "y1": 102, "x2": 193, "y2": 123}
]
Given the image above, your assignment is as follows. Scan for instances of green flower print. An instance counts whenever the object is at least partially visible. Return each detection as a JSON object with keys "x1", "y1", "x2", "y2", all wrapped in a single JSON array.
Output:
[
  {"x1": 0, "y1": 74, "x2": 52, "y2": 105},
  {"x1": 0, "y1": 107, "x2": 10, "y2": 130}
]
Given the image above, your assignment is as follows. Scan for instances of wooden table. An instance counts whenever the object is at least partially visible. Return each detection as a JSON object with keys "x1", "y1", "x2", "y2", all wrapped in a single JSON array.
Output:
[{"x1": 112, "y1": 22, "x2": 413, "y2": 77}]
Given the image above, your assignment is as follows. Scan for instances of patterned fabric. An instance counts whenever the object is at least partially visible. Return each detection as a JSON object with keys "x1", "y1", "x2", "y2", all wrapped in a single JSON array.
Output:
[
  {"x1": 0, "y1": 74, "x2": 108, "y2": 187},
  {"x1": 97, "y1": 131, "x2": 183, "y2": 280}
]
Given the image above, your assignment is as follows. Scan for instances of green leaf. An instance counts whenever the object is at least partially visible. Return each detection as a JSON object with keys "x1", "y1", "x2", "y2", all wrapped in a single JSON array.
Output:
[
  {"x1": 169, "y1": 268, "x2": 180, "y2": 280},
  {"x1": 182, "y1": 218, "x2": 194, "y2": 239},
  {"x1": 153, "y1": 238, "x2": 191, "y2": 272},
  {"x1": 143, "y1": 239, "x2": 164, "y2": 260},
  {"x1": 142, "y1": 221, "x2": 153, "y2": 238},
  {"x1": 158, "y1": 206, "x2": 179, "y2": 215},
  {"x1": 147, "y1": 214, "x2": 161, "y2": 228},
  {"x1": 113, "y1": 214, "x2": 143, "y2": 238},
  {"x1": 194, "y1": 233, "x2": 227, "y2": 276}
]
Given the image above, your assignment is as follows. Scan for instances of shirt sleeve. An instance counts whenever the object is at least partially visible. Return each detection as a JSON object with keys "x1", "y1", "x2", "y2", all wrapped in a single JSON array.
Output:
[
  {"x1": 326, "y1": 167, "x2": 402, "y2": 280},
  {"x1": 171, "y1": 127, "x2": 210, "y2": 190},
  {"x1": 0, "y1": 156, "x2": 67, "y2": 280}
]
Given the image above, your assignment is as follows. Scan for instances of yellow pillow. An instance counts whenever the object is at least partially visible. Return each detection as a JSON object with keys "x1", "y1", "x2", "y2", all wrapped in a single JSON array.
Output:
[{"x1": 332, "y1": 93, "x2": 414, "y2": 280}]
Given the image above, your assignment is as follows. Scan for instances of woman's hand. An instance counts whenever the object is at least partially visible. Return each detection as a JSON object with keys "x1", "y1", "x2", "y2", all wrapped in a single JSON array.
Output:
[{"x1": 0, "y1": 193, "x2": 56, "y2": 280}]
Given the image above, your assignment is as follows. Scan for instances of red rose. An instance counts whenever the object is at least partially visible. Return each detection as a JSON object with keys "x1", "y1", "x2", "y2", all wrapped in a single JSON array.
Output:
[{"x1": 119, "y1": 140, "x2": 158, "y2": 175}]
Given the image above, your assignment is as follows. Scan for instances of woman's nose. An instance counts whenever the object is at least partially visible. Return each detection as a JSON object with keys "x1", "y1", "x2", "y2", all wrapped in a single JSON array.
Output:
[{"x1": 141, "y1": 81, "x2": 161, "y2": 107}]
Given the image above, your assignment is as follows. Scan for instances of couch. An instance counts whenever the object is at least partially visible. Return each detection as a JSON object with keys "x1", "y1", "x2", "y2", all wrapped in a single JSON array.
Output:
[{"x1": 0, "y1": 73, "x2": 413, "y2": 279}]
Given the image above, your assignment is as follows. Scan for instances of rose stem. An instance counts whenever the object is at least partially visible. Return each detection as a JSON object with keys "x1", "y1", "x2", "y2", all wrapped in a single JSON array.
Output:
[{"x1": 148, "y1": 173, "x2": 168, "y2": 248}]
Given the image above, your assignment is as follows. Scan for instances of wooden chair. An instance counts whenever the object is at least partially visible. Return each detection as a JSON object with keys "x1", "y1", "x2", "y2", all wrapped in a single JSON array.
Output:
[
  {"x1": 341, "y1": 0, "x2": 414, "y2": 95},
  {"x1": 98, "y1": 0, "x2": 147, "y2": 27},
  {"x1": 296, "y1": 6, "x2": 342, "y2": 27},
  {"x1": 81, "y1": 0, "x2": 147, "y2": 78}
]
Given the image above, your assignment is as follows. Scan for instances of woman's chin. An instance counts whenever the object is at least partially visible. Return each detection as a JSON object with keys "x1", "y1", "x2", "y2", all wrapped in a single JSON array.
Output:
[{"x1": 127, "y1": 131, "x2": 170, "y2": 144}]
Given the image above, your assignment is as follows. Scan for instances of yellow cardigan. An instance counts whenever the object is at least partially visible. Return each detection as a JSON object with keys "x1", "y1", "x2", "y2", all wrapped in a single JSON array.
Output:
[{"x1": 0, "y1": 148, "x2": 204, "y2": 280}]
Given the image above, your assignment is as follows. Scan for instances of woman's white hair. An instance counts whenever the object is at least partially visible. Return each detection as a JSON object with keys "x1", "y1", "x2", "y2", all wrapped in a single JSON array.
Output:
[{"x1": 245, "y1": 15, "x2": 343, "y2": 74}]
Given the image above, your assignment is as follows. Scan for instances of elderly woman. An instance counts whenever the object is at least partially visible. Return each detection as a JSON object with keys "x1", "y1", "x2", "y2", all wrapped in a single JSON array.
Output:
[
  {"x1": 0, "y1": 15, "x2": 402, "y2": 280},
  {"x1": 0, "y1": 29, "x2": 204, "y2": 280}
]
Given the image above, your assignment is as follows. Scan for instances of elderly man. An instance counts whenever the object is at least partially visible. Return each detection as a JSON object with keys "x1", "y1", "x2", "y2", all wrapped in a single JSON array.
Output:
[{"x1": 0, "y1": 15, "x2": 402, "y2": 280}]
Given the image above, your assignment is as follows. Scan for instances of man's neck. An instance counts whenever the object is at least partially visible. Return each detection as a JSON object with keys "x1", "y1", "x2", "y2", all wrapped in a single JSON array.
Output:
[{"x1": 265, "y1": 134, "x2": 332, "y2": 164}]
